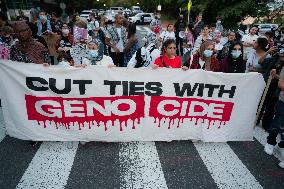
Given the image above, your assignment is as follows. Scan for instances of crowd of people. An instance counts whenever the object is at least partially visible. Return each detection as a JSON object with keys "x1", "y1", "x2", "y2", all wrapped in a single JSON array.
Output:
[{"x1": 0, "y1": 10, "x2": 284, "y2": 168}]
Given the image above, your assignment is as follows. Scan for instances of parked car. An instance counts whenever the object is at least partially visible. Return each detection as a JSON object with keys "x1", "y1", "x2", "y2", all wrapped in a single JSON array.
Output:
[
  {"x1": 110, "y1": 7, "x2": 124, "y2": 14},
  {"x1": 131, "y1": 6, "x2": 143, "y2": 15},
  {"x1": 80, "y1": 10, "x2": 92, "y2": 19},
  {"x1": 253, "y1": 23, "x2": 278, "y2": 34},
  {"x1": 129, "y1": 13, "x2": 154, "y2": 25}
]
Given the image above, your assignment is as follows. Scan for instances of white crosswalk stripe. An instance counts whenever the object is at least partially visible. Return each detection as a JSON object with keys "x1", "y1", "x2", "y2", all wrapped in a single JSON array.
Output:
[
  {"x1": 194, "y1": 142, "x2": 263, "y2": 189},
  {"x1": 119, "y1": 142, "x2": 168, "y2": 189},
  {"x1": 16, "y1": 142, "x2": 78, "y2": 189}
]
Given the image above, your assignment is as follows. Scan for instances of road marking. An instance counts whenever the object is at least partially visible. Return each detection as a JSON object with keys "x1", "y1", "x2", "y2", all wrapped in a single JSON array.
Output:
[
  {"x1": 254, "y1": 126, "x2": 282, "y2": 160},
  {"x1": 0, "y1": 108, "x2": 5, "y2": 142},
  {"x1": 16, "y1": 142, "x2": 78, "y2": 189},
  {"x1": 119, "y1": 141, "x2": 168, "y2": 189},
  {"x1": 194, "y1": 142, "x2": 263, "y2": 189}
]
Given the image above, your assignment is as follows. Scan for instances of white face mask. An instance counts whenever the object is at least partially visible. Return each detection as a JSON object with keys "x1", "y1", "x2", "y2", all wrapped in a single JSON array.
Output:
[
  {"x1": 231, "y1": 50, "x2": 242, "y2": 59},
  {"x1": 203, "y1": 50, "x2": 213, "y2": 58}
]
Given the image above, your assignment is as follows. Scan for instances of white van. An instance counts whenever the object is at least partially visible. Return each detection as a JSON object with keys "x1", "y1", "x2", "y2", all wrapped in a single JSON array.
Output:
[{"x1": 131, "y1": 6, "x2": 143, "y2": 15}]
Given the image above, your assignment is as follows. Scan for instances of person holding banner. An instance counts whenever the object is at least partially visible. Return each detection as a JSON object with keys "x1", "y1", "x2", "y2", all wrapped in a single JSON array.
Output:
[
  {"x1": 10, "y1": 21, "x2": 50, "y2": 65},
  {"x1": 220, "y1": 41, "x2": 246, "y2": 73},
  {"x1": 153, "y1": 39, "x2": 182, "y2": 68},
  {"x1": 183, "y1": 40, "x2": 220, "y2": 72},
  {"x1": 265, "y1": 58, "x2": 284, "y2": 169}
]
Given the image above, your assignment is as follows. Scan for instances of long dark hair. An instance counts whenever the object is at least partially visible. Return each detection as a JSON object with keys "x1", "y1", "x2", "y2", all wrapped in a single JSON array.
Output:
[
  {"x1": 127, "y1": 22, "x2": 136, "y2": 39},
  {"x1": 228, "y1": 41, "x2": 244, "y2": 61},
  {"x1": 227, "y1": 41, "x2": 245, "y2": 73},
  {"x1": 162, "y1": 38, "x2": 176, "y2": 54},
  {"x1": 256, "y1": 37, "x2": 269, "y2": 51}
]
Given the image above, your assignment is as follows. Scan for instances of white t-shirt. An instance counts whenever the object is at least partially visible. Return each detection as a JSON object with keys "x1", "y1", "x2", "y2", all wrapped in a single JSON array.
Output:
[
  {"x1": 160, "y1": 31, "x2": 176, "y2": 43},
  {"x1": 241, "y1": 34, "x2": 258, "y2": 59},
  {"x1": 246, "y1": 49, "x2": 271, "y2": 72},
  {"x1": 111, "y1": 27, "x2": 124, "y2": 53}
]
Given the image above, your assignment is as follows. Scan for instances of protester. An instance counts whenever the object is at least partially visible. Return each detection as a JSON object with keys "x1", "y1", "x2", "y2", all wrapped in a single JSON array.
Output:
[
  {"x1": 221, "y1": 41, "x2": 245, "y2": 73},
  {"x1": 124, "y1": 23, "x2": 139, "y2": 67},
  {"x1": 246, "y1": 37, "x2": 271, "y2": 72},
  {"x1": 159, "y1": 24, "x2": 176, "y2": 45},
  {"x1": 128, "y1": 32, "x2": 160, "y2": 68},
  {"x1": 153, "y1": 39, "x2": 181, "y2": 68},
  {"x1": 88, "y1": 12, "x2": 100, "y2": 38},
  {"x1": 10, "y1": 21, "x2": 50, "y2": 65},
  {"x1": 241, "y1": 26, "x2": 259, "y2": 60},
  {"x1": 193, "y1": 14, "x2": 204, "y2": 39},
  {"x1": 51, "y1": 12, "x2": 63, "y2": 34},
  {"x1": 83, "y1": 40, "x2": 114, "y2": 67},
  {"x1": 192, "y1": 25, "x2": 212, "y2": 53},
  {"x1": 218, "y1": 31, "x2": 236, "y2": 60},
  {"x1": 99, "y1": 16, "x2": 110, "y2": 55},
  {"x1": 264, "y1": 54, "x2": 284, "y2": 168},
  {"x1": 215, "y1": 16, "x2": 223, "y2": 33},
  {"x1": 150, "y1": 13, "x2": 161, "y2": 35},
  {"x1": 257, "y1": 44, "x2": 284, "y2": 130},
  {"x1": 105, "y1": 14, "x2": 127, "y2": 67},
  {"x1": 264, "y1": 31, "x2": 275, "y2": 48},
  {"x1": 27, "y1": 22, "x2": 48, "y2": 48},
  {"x1": 56, "y1": 23, "x2": 73, "y2": 57},
  {"x1": 70, "y1": 20, "x2": 88, "y2": 65},
  {"x1": 183, "y1": 40, "x2": 220, "y2": 72},
  {"x1": 36, "y1": 11, "x2": 52, "y2": 36},
  {"x1": 174, "y1": 15, "x2": 187, "y2": 56},
  {"x1": 0, "y1": 26, "x2": 14, "y2": 59}
]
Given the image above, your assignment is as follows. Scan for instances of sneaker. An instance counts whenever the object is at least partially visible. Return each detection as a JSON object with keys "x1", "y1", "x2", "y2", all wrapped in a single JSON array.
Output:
[
  {"x1": 264, "y1": 143, "x2": 275, "y2": 155},
  {"x1": 278, "y1": 161, "x2": 284, "y2": 169}
]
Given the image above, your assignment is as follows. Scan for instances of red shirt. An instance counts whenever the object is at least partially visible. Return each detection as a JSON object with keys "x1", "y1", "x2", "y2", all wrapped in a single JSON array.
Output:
[{"x1": 154, "y1": 54, "x2": 182, "y2": 68}]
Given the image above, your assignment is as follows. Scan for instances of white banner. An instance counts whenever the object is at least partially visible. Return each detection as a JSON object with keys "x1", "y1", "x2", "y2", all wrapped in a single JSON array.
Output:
[{"x1": 0, "y1": 60, "x2": 265, "y2": 142}]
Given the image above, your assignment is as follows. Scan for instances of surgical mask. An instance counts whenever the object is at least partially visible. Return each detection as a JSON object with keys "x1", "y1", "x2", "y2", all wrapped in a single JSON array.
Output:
[
  {"x1": 58, "y1": 61, "x2": 70, "y2": 67},
  {"x1": 88, "y1": 50, "x2": 98, "y2": 58},
  {"x1": 217, "y1": 20, "x2": 221, "y2": 24},
  {"x1": 203, "y1": 50, "x2": 213, "y2": 58},
  {"x1": 62, "y1": 29, "x2": 69, "y2": 35},
  {"x1": 39, "y1": 15, "x2": 47, "y2": 21},
  {"x1": 231, "y1": 50, "x2": 242, "y2": 59}
]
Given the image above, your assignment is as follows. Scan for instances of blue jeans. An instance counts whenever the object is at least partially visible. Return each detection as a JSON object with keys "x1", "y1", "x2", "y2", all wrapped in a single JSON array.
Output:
[{"x1": 267, "y1": 100, "x2": 284, "y2": 148}]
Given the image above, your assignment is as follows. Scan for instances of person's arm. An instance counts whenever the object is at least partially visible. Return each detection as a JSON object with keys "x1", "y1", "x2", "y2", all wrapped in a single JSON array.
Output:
[
  {"x1": 125, "y1": 36, "x2": 138, "y2": 54},
  {"x1": 259, "y1": 46, "x2": 276, "y2": 64},
  {"x1": 105, "y1": 37, "x2": 119, "y2": 53},
  {"x1": 278, "y1": 78, "x2": 284, "y2": 91}
]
